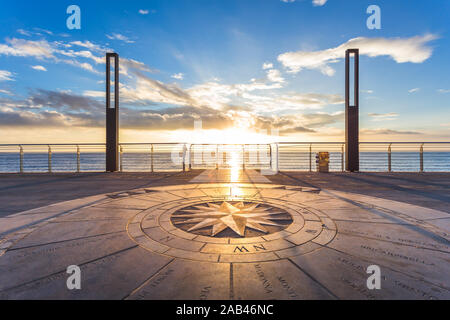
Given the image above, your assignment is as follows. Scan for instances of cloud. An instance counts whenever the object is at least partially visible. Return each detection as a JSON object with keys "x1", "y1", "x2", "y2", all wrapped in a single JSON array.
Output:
[
  {"x1": 368, "y1": 112, "x2": 398, "y2": 121},
  {"x1": 0, "y1": 89, "x2": 12, "y2": 95},
  {"x1": 278, "y1": 34, "x2": 438, "y2": 75},
  {"x1": 17, "y1": 29, "x2": 32, "y2": 36},
  {"x1": 266, "y1": 69, "x2": 285, "y2": 83},
  {"x1": 0, "y1": 38, "x2": 54, "y2": 59},
  {"x1": 0, "y1": 35, "x2": 345, "y2": 135},
  {"x1": 16, "y1": 28, "x2": 53, "y2": 37},
  {"x1": 171, "y1": 73, "x2": 184, "y2": 80},
  {"x1": 30, "y1": 89, "x2": 103, "y2": 113},
  {"x1": 0, "y1": 37, "x2": 114, "y2": 74},
  {"x1": 31, "y1": 65, "x2": 47, "y2": 72},
  {"x1": 312, "y1": 0, "x2": 328, "y2": 6},
  {"x1": 70, "y1": 40, "x2": 103, "y2": 52},
  {"x1": 281, "y1": 0, "x2": 328, "y2": 6},
  {"x1": 362, "y1": 128, "x2": 421, "y2": 135},
  {"x1": 106, "y1": 33, "x2": 135, "y2": 43},
  {"x1": 408, "y1": 88, "x2": 420, "y2": 93},
  {"x1": 262, "y1": 62, "x2": 273, "y2": 70},
  {"x1": 362, "y1": 90, "x2": 373, "y2": 94},
  {"x1": 437, "y1": 89, "x2": 450, "y2": 93},
  {"x1": 139, "y1": 9, "x2": 149, "y2": 15},
  {"x1": 0, "y1": 90, "x2": 104, "y2": 128},
  {"x1": 0, "y1": 70, "x2": 14, "y2": 81}
]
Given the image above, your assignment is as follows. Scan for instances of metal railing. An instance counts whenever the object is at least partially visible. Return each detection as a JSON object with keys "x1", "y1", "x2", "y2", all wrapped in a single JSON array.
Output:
[{"x1": 0, "y1": 142, "x2": 449, "y2": 173}]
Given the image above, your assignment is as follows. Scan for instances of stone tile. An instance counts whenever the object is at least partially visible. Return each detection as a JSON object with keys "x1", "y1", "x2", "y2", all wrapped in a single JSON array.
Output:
[
  {"x1": 126, "y1": 259, "x2": 229, "y2": 300},
  {"x1": 275, "y1": 242, "x2": 322, "y2": 258},
  {"x1": 11, "y1": 219, "x2": 126, "y2": 249},
  {"x1": 232, "y1": 260, "x2": 335, "y2": 300},
  {"x1": 334, "y1": 220, "x2": 450, "y2": 252},
  {"x1": 60, "y1": 206, "x2": 142, "y2": 221},
  {"x1": 94, "y1": 197, "x2": 159, "y2": 210},
  {"x1": 289, "y1": 246, "x2": 450, "y2": 299},
  {"x1": 1, "y1": 246, "x2": 172, "y2": 300},
  {"x1": 424, "y1": 218, "x2": 450, "y2": 235},
  {"x1": 0, "y1": 231, "x2": 134, "y2": 292},
  {"x1": 285, "y1": 221, "x2": 323, "y2": 245},
  {"x1": 326, "y1": 233, "x2": 450, "y2": 289},
  {"x1": 219, "y1": 251, "x2": 279, "y2": 263},
  {"x1": 143, "y1": 227, "x2": 205, "y2": 252}
]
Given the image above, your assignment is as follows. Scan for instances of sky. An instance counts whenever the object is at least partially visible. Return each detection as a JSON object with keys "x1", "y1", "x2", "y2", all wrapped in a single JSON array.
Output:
[{"x1": 0, "y1": 0, "x2": 449, "y2": 144}]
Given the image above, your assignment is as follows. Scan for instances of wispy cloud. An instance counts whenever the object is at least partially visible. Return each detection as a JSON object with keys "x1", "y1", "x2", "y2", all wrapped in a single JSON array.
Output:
[
  {"x1": 278, "y1": 34, "x2": 438, "y2": 76},
  {"x1": 31, "y1": 65, "x2": 47, "y2": 72},
  {"x1": 0, "y1": 38, "x2": 54, "y2": 59},
  {"x1": 408, "y1": 88, "x2": 420, "y2": 93},
  {"x1": 362, "y1": 128, "x2": 421, "y2": 135},
  {"x1": 70, "y1": 40, "x2": 104, "y2": 52},
  {"x1": 0, "y1": 89, "x2": 12, "y2": 95},
  {"x1": 0, "y1": 70, "x2": 14, "y2": 81},
  {"x1": 437, "y1": 89, "x2": 450, "y2": 93},
  {"x1": 139, "y1": 9, "x2": 149, "y2": 15},
  {"x1": 312, "y1": 0, "x2": 328, "y2": 6},
  {"x1": 281, "y1": 0, "x2": 328, "y2": 6},
  {"x1": 171, "y1": 73, "x2": 184, "y2": 80},
  {"x1": 368, "y1": 112, "x2": 398, "y2": 121},
  {"x1": 106, "y1": 33, "x2": 135, "y2": 43}
]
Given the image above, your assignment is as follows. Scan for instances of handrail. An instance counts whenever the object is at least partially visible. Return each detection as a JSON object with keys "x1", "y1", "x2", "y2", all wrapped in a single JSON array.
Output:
[{"x1": 0, "y1": 142, "x2": 449, "y2": 173}]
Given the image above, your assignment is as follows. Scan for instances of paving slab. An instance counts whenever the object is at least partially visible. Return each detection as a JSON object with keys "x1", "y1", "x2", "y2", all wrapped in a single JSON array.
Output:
[{"x1": 0, "y1": 173, "x2": 449, "y2": 300}]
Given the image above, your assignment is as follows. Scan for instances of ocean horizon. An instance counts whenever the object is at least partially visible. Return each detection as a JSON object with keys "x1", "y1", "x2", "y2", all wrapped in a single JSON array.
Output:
[{"x1": 1, "y1": 151, "x2": 449, "y2": 173}]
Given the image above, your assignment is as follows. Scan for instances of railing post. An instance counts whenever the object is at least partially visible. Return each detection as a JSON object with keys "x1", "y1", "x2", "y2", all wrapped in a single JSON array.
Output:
[
  {"x1": 269, "y1": 144, "x2": 273, "y2": 171},
  {"x1": 202, "y1": 145, "x2": 205, "y2": 165},
  {"x1": 48, "y1": 145, "x2": 52, "y2": 173},
  {"x1": 182, "y1": 144, "x2": 187, "y2": 172},
  {"x1": 388, "y1": 144, "x2": 392, "y2": 172},
  {"x1": 257, "y1": 145, "x2": 260, "y2": 167},
  {"x1": 309, "y1": 144, "x2": 312, "y2": 172},
  {"x1": 76, "y1": 145, "x2": 80, "y2": 173},
  {"x1": 242, "y1": 145, "x2": 245, "y2": 170},
  {"x1": 189, "y1": 145, "x2": 192, "y2": 170},
  {"x1": 276, "y1": 143, "x2": 280, "y2": 172},
  {"x1": 120, "y1": 146, "x2": 123, "y2": 172},
  {"x1": 420, "y1": 143, "x2": 424, "y2": 173},
  {"x1": 19, "y1": 145, "x2": 24, "y2": 173},
  {"x1": 216, "y1": 145, "x2": 219, "y2": 170},
  {"x1": 341, "y1": 143, "x2": 345, "y2": 172},
  {"x1": 151, "y1": 144, "x2": 154, "y2": 173}
]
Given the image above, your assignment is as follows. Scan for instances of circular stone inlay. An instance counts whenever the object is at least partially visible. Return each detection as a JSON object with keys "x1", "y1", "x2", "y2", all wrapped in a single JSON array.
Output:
[{"x1": 170, "y1": 201, "x2": 293, "y2": 238}]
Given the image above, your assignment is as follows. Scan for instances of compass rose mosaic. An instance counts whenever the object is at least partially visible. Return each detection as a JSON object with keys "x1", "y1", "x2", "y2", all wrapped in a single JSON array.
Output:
[
  {"x1": 170, "y1": 201, "x2": 293, "y2": 238},
  {"x1": 125, "y1": 185, "x2": 338, "y2": 263}
]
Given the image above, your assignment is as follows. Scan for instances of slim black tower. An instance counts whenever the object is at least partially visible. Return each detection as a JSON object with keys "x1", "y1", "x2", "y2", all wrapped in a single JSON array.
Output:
[
  {"x1": 106, "y1": 52, "x2": 119, "y2": 172},
  {"x1": 345, "y1": 49, "x2": 359, "y2": 172}
]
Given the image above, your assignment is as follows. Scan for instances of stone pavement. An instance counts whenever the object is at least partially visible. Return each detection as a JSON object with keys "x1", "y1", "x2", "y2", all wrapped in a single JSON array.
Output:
[{"x1": 0, "y1": 170, "x2": 448, "y2": 300}]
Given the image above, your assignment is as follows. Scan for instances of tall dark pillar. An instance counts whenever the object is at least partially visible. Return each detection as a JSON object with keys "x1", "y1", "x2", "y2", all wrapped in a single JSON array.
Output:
[
  {"x1": 106, "y1": 52, "x2": 119, "y2": 172},
  {"x1": 345, "y1": 49, "x2": 359, "y2": 172}
]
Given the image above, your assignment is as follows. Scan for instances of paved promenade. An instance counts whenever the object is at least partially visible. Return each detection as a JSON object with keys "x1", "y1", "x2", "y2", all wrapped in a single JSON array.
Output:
[{"x1": 0, "y1": 170, "x2": 449, "y2": 299}]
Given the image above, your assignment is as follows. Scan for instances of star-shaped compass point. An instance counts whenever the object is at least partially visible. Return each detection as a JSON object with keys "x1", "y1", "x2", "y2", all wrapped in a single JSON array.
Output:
[{"x1": 173, "y1": 201, "x2": 287, "y2": 237}]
